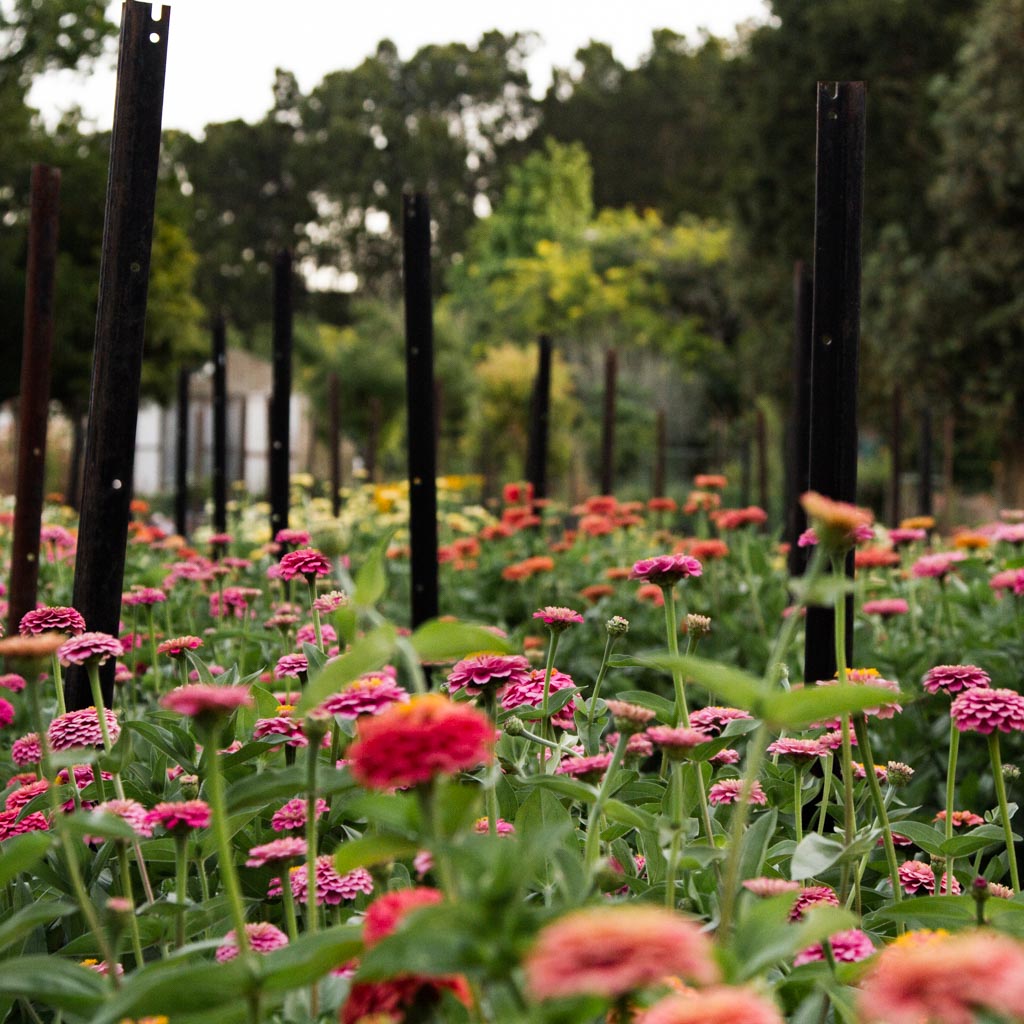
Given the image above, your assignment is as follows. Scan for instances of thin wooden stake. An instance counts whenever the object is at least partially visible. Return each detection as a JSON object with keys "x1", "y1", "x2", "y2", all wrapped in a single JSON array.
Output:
[
  {"x1": 66, "y1": 3, "x2": 170, "y2": 710},
  {"x1": 8, "y1": 165, "x2": 60, "y2": 635}
]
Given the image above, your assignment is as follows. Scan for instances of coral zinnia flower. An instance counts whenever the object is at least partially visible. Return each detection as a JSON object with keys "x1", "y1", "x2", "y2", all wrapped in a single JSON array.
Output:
[
  {"x1": 862, "y1": 598, "x2": 909, "y2": 617},
  {"x1": 48, "y1": 707, "x2": 120, "y2": 750},
  {"x1": 347, "y1": 694, "x2": 495, "y2": 790},
  {"x1": 951, "y1": 687, "x2": 1024, "y2": 734},
  {"x1": 216, "y1": 922, "x2": 288, "y2": 962},
  {"x1": 742, "y1": 877, "x2": 801, "y2": 897},
  {"x1": 629, "y1": 554, "x2": 703, "y2": 587},
  {"x1": 922, "y1": 664, "x2": 991, "y2": 696},
  {"x1": 859, "y1": 930, "x2": 1024, "y2": 1024},
  {"x1": 19, "y1": 606, "x2": 86, "y2": 636},
  {"x1": 57, "y1": 632, "x2": 124, "y2": 667},
  {"x1": 446, "y1": 653, "x2": 531, "y2": 696},
  {"x1": 800, "y1": 492, "x2": 874, "y2": 552},
  {"x1": 524, "y1": 905, "x2": 718, "y2": 1001},
  {"x1": 642, "y1": 986, "x2": 783, "y2": 1024},
  {"x1": 363, "y1": 887, "x2": 443, "y2": 946}
]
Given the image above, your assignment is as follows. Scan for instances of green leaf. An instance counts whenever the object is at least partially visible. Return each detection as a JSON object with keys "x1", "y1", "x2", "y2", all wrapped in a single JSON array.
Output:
[
  {"x1": 790, "y1": 834, "x2": 846, "y2": 880},
  {"x1": 886, "y1": 821, "x2": 945, "y2": 857},
  {"x1": 761, "y1": 684, "x2": 904, "y2": 730},
  {"x1": 295, "y1": 624, "x2": 397, "y2": 715},
  {"x1": 258, "y1": 926, "x2": 363, "y2": 991},
  {"x1": 355, "y1": 906, "x2": 478, "y2": 981},
  {"x1": 333, "y1": 835, "x2": 421, "y2": 875},
  {"x1": 603, "y1": 799, "x2": 657, "y2": 831},
  {"x1": 61, "y1": 810, "x2": 142, "y2": 842},
  {"x1": 124, "y1": 720, "x2": 196, "y2": 769},
  {"x1": 0, "y1": 832, "x2": 54, "y2": 887},
  {"x1": 354, "y1": 533, "x2": 393, "y2": 608},
  {"x1": 866, "y1": 895, "x2": 975, "y2": 930},
  {"x1": 790, "y1": 576, "x2": 855, "y2": 608},
  {"x1": 614, "y1": 690, "x2": 676, "y2": 722},
  {"x1": 0, "y1": 901, "x2": 76, "y2": 954},
  {"x1": 0, "y1": 956, "x2": 106, "y2": 1013},
  {"x1": 738, "y1": 808, "x2": 778, "y2": 882},
  {"x1": 410, "y1": 618, "x2": 514, "y2": 662},
  {"x1": 518, "y1": 775, "x2": 599, "y2": 802},
  {"x1": 941, "y1": 824, "x2": 1018, "y2": 857},
  {"x1": 185, "y1": 650, "x2": 217, "y2": 684},
  {"x1": 612, "y1": 654, "x2": 765, "y2": 711}
]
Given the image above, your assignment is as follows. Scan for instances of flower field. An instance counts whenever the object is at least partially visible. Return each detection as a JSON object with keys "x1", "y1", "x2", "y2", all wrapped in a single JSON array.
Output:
[{"x1": 2, "y1": 478, "x2": 1024, "y2": 1024}]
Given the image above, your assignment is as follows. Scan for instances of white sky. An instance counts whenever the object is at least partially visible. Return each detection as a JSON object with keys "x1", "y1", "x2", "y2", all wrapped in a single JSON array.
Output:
[{"x1": 29, "y1": 0, "x2": 769, "y2": 136}]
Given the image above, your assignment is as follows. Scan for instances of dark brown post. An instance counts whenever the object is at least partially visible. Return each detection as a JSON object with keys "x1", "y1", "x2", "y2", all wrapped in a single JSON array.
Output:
[
  {"x1": 66, "y1": 414, "x2": 85, "y2": 511},
  {"x1": 804, "y1": 81, "x2": 866, "y2": 682},
  {"x1": 328, "y1": 370, "x2": 341, "y2": 517},
  {"x1": 66, "y1": 3, "x2": 170, "y2": 710},
  {"x1": 269, "y1": 249, "x2": 292, "y2": 537},
  {"x1": 941, "y1": 413, "x2": 954, "y2": 530},
  {"x1": 174, "y1": 368, "x2": 189, "y2": 538},
  {"x1": 402, "y1": 192, "x2": 439, "y2": 627},
  {"x1": 8, "y1": 165, "x2": 60, "y2": 635},
  {"x1": 889, "y1": 385, "x2": 902, "y2": 526},
  {"x1": 600, "y1": 348, "x2": 617, "y2": 495},
  {"x1": 756, "y1": 406, "x2": 769, "y2": 514},
  {"x1": 787, "y1": 261, "x2": 814, "y2": 575},
  {"x1": 653, "y1": 407, "x2": 667, "y2": 496},
  {"x1": 526, "y1": 335, "x2": 552, "y2": 499},
  {"x1": 918, "y1": 407, "x2": 933, "y2": 517},
  {"x1": 212, "y1": 315, "x2": 227, "y2": 533}
]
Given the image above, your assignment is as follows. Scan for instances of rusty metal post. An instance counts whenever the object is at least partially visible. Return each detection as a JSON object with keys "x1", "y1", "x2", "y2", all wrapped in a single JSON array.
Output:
[{"x1": 8, "y1": 165, "x2": 60, "y2": 635}]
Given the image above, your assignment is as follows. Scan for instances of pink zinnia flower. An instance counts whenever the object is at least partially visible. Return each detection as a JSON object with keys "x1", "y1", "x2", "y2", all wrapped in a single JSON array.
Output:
[
  {"x1": 642, "y1": 987, "x2": 784, "y2": 1024},
  {"x1": 144, "y1": 800, "x2": 211, "y2": 833},
  {"x1": 124, "y1": 587, "x2": 167, "y2": 606},
  {"x1": 689, "y1": 706, "x2": 753, "y2": 735},
  {"x1": 708, "y1": 779, "x2": 767, "y2": 806},
  {"x1": 532, "y1": 606, "x2": 584, "y2": 631},
  {"x1": 0, "y1": 809, "x2": 50, "y2": 841},
  {"x1": 951, "y1": 687, "x2": 1024, "y2": 734},
  {"x1": 0, "y1": 697, "x2": 13, "y2": 728},
  {"x1": 57, "y1": 631, "x2": 124, "y2": 667},
  {"x1": 742, "y1": 877, "x2": 801, "y2": 897},
  {"x1": 474, "y1": 817, "x2": 515, "y2": 835},
  {"x1": 789, "y1": 885, "x2": 839, "y2": 921},
  {"x1": 933, "y1": 809, "x2": 984, "y2": 827},
  {"x1": 312, "y1": 590, "x2": 348, "y2": 613},
  {"x1": 11, "y1": 732, "x2": 42, "y2": 766},
  {"x1": 160, "y1": 684, "x2": 253, "y2": 722},
  {"x1": 246, "y1": 836, "x2": 307, "y2": 867},
  {"x1": 767, "y1": 737, "x2": 827, "y2": 762},
  {"x1": 524, "y1": 905, "x2": 718, "y2": 1000},
  {"x1": 794, "y1": 928, "x2": 874, "y2": 966},
  {"x1": 95, "y1": 799, "x2": 153, "y2": 838},
  {"x1": 898, "y1": 860, "x2": 960, "y2": 895},
  {"x1": 363, "y1": 887, "x2": 443, "y2": 946},
  {"x1": 19, "y1": 606, "x2": 85, "y2": 636},
  {"x1": 888, "y1": 527, "x2": 927, "y2": 545},
  {"x1": 48, "y1": 707, "x2": 120, "y2": 751},
  {"x1": 862, "y1": 598, "x2": 909, "y2": 617},
  {"x1": 216, "y1": 922, "x2": 288, "y2": 962},
  {"x1": 0, "y1": 673, "x2": 27, "y2": 692},
  {"x1": 347, "y1": 694, "x2": 495, "y2": 790},
  {"x1": 156, "y1": 635, "x2": 203, "y2": 657},
  {"x1": 500, "y1": 669, "x2": 578, "y2": 729},
  {"x1": 274, "y1": 654, "x2": 308, "y2": 681},
  {"x1": 911, "y1": 552, "x2": 966, "y2": 579},
  {"x1": 859, "y1": 930, "x2": 1024, "y2": 1024},
  {"x1": 270, "y1": 857, "x2": 373, "y2": 906},
  {"x1": 446, "y1": 653, "x2": 531, "y2": 696},
  {"x1": 295, "y1": 622, "x2": 337, "y2": 648},
  {"x1": 320, "y1": 673, "x2": 410, "y2": 718},
  {"x1": 271, "y1": 797, "x2": 329, "y2": 832},
  {"x1": 278, "y1": 548, "x2": 332, "y2": 581},
  {"x1": 254, "y1": 709, "x2": 309, "y2": 747},
  {"x1": 275, "y1": 528, "x2": 311, "y2": 547},
  {"x1": 991, "y1": 568, "x2": 1024, "y2": 596},
  {"x1": 556, "y1": 753, "x2": 613, "y2": 781},
  {"x1": 646, "y1": 726, "x2": 712, "y2": 759},
  {"x1": 629, "y1": 554, "x2": 703, "y2": 587},
  {"x1": 6, "y1": 778, "x2": 48, "y2": 813},
  {"x1": 711, "y1": 747, "x2": 741, "y2": 765},
  {"x1": 922, "y1": 664, "x2": 991, "y2": 696}
]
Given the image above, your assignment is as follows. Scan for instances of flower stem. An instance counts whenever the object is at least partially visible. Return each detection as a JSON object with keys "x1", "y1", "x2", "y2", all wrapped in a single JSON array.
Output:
[
  {"x1": 817, "y1": 754, "x2": 834, "y2": 835},
  {"x1": 584, "y1": 632, "x2": 617, "y2": 752},
  {"x1": 118, "y1": 844, "x2": 147, "y2": 965},
  {"x1": 853, "y1": 718, "x2": 902, "y2": 904},
  {"x1": 793, "y1": 765, "x2": 805, "y2": 847},
  {"x1": 663, "y1": 761, "x2": 685, "y2": 909},
  {"x1": 51, "y1": 652, "x2": 66, "y2": 715},
  {"x1": 988, "y1": 733, "x2": 1021, "y2": 892},
  {"x1": 583, "y1": 732, "x2": 630, "y2": 875},
  {"x1": 174, "y1": 834, "x2": 189, "y2": 949},
  {"x1": 540, "y1": 631, "x2": 561, "y2": 734},
  {"x1": 945, "y1": 720, "x2": 960, "y2": 844},
  {"x1": 663, "y1": 587, "x2": 690, "y2": 727}
]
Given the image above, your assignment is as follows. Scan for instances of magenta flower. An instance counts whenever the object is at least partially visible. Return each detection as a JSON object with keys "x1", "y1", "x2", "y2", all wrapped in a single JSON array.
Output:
[
  {"x1": 6, "y1": 778, "x2": 48, "y2": 813},
  {"x1": 474, "y1": 817, "x2": 515, "y2": 835},
  {"x1": 689, "y1": 706, "x2": 754, "y2": 735},
  {"x1": 11, "y1": 733, "x2": 41, "y2": 766},
  {"x1": 95, "y1": 799, "x2": 153, "y2": 838},
  {"x1": 0, "y1": 697, "x2": 13, "y2": 728},
  {"x1": 0, "y1": 673, "x2": 26, "y2": 692},
  {"x1": 57, "y1": 631, "x2": 124, "y2": 667},
  {"x1": 446, "y1": 654, "x2": 531, "y2": 696},
  {"x1": 888, "y1": 527, "x2": 927, "y2": 545},
  {"x1": 246, "y1": 836, "x2": 307, "y2": 867},
  {"x1": 951, "y1": 688, "x2": 1024, "y2": 734},
  {"x1": 144, "y1": 800, "x2": 211, "y2": 834},
  {"x1": 275, "y1": 528, "x2": 311, "y2": 547},
  {"x1": 123, "y1": 587, "x2": 167, "y2": 606},
  {"x1": 319, "y1": 674, "x2": 409, "y2": 718},
  {"x1": 254, "y1": 712, "x2": 309, "y2": 748},
  {"x1": 48, "y1": 707, "x2": 121, "y2": 751},
  {"x1": 216, "y1": 922, "x2": 288, "y2": 962},
  {"x1": 271, "y1": 797, "x2": 329, "y2": 832},
  {"x1": 708, "y1": 779, "x2": 767, "y2": 806},
  {"x1": 156, "y1": 635, "x2": 203, "y2": 657},
  {"x1": 160, "y1": 684, "x2": 253, "y2": 721},
  {"x1": 795, "y1": 929, "x2": 874, "y2": 966},
  {"x1": 898, "y1": 860, "x2": 960, "y2": 895},
  {"x1": 532, "y1": 606, "x2": 584, "y2": 631},
  {"x1": 269, "y1": 856, "x2": 373, "y2": 906},
  {"x1": 922, "y1": 664, "x2": 991, "y2": 696},
  {"x1": 555, "y1": 753, "x2": 613, "y2": 781},
  {"x1": 862, "y1": 598, "x2": 909, "y2": 617},
  {"x1": 789, "y1": 885, "x2": 839, "y2": 921},
  {"x1": 500, "y1": 669, "x2": 578, "y2": 728},
  {"x1": 629, "y1": 554, "x2": 703, "y2": 586},
  {"x1": 647, "y1": 726, "x2": 713, "y2": 760},
  {"x1": 19, "y1": 606, "x2": 86, "y2": 636},
  {"x1": 766, "y1": 737, "x2": 827, "y2": 762},
  {"x1": 743, "y1": 877, "x2": 801, "y2": 897},
  {"x1": 0, "y1": 809, "x2": 50, "y2": 841},
  {"x1": 911, "y1": 552, "x2": 966, "y2": 579},
  {"x1": 279, "y1": 548, "x2": 332, "y2": 581},
  {"x1": 274, "y1": 654, "x2": 308, "y2": 680}
]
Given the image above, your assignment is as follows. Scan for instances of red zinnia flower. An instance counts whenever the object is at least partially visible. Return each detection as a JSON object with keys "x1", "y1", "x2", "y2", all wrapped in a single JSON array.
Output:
[
  {"x1": 347, "y1": 694, "x2": 495, "y2": 790},
  {"x1": 363, "y1": 887, "x2": 443, "y2": 946}
]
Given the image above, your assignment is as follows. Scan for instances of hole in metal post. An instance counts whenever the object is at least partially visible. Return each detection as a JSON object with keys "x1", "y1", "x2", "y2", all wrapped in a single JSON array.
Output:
[
  {"x1": 830, "y1": 82, "x2": 840, "y2": 100},
  {"x1": 112, "y1": 479, "x2": 123, "y2": 490},
  {"x1": 828, "y1": 110, "x2": 838, "y2": 120},
  {"x1": 150, "y1": 4, "x2": 165, "y2": 21},
  {"x1": 149, "y1": 32, "x2": 160, "y2": 43},
  {"x1": 821, "y1": 335, "x2": 833, "y2": 347}
]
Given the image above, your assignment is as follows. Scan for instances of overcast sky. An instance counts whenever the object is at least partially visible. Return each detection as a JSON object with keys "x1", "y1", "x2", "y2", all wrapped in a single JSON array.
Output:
[{"x1": 29, "y1": 0, "x2": 769, "y2": 136}]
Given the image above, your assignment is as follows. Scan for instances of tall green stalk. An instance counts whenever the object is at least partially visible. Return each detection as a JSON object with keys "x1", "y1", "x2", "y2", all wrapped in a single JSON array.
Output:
[{"x1": 988, "y1": 733, "x2": 1021, "y2": 893}]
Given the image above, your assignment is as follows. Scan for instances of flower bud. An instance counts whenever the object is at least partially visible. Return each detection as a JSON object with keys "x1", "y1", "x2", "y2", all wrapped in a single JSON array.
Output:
[
  {"x1": 606, "y1": 615, "x2": 630, "y2": 638},
  {"x1": 886, "y1": 761, "x2": 915, "y2": 787},
  {"x1": 1004, "y1": 763, "x2": 1021, "y2": 782},
  {"x1": 685, "y1": 614, "x2": 712, "y2": 638},
  {"x1": 503, "y1": 716, "x2": 526, "y2": 737},
  {"x1": 179, "y1": 774, "x2": 200, "y2": 800}
]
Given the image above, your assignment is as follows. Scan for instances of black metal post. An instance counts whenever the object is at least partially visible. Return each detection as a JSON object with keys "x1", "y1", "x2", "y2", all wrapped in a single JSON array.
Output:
[
  {"x1": 756, "y1": 407, "x2": 769, "y2": 515},
  {"x1": 269, "y1": 249, "x2": 292, "y2": 537},
  {"x1": 526, "y1": 335, "x2": 552, "y2": 499},
  {"x1": 787, "y1": 260, "x2": 814, "y2": 575},
  {"x1": 174, "y1": 368, "x2": 189, "y2": 538},
  {"x1": 8, "y1": 165, "x2": 60, "y2": 636},
  {"x1": 212, "y1": 314, "x2": 227, "y2": 533},
  {"x1": 402, "y1": 193, "x2": 439, "y2": 628},
  {"x1": 329, "y1": 370, "x2": 341, "y2": 518},
  {"x1": 600, "y1": 348, "x2": 617, "y2": 495},
  {"x1": 66, "y1": 3, "x2": 170, "y2": 710},
  {"x1": 804, "y1": 81, "x2": 866, "y2": 682},
  {"x1": 918, "y1": 407, "x2": 933, "y2": 517}
]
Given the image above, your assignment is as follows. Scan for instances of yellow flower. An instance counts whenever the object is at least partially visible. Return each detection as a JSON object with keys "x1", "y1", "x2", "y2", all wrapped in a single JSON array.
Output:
[{"x1": 900, "y1": 515, "x2": 935, "y2": 530}]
